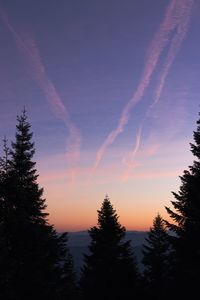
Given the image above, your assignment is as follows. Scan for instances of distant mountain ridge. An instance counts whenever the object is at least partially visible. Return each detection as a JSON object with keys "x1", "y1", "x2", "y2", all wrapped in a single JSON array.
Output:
[
  {"x1": 68, "y1": 230, "x2": 148, "y2": 246},
  {"x1": 66, "y1": 231, "x2": 148, "y2": 274}
]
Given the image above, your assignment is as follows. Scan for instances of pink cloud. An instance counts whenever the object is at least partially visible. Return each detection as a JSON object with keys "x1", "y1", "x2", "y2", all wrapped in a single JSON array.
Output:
[
  {"x1": 121, "y1": 169, "x2": 180, "y2": 182},
  {"x1": 143, "y1": 143, "x2": 160, "y2": 157}
]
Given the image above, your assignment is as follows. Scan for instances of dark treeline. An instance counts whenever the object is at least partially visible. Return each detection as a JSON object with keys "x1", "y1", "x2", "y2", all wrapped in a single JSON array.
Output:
[{"x1": 0, "y1": 109, "x2": 200, "y2": 299}]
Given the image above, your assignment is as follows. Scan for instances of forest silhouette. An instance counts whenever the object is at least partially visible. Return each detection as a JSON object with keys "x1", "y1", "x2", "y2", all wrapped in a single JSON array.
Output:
[{"x1": 1, "y1": 108, "x2": 200, "y2": 299}]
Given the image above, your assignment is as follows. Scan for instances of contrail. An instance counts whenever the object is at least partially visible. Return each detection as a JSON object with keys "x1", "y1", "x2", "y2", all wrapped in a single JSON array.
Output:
[
  {"x1": 121, "y1": 124, "x2": 143, "y2": 181},
  {"x1": 0, "y1": 9, "x2": 81, "y2": 183},
  {"x1": 152, "y1": 0, "x2": 193, "y2": 107},
  {"x1": 92, "y1": 0, "x2": 193, "y2": 172},
  {"x1": 123, "y1": 124, "x2": 143, "y2": 167},
  {"x1": 129, "y1": 124, "x2": 143, "y2": 164},
  {"x1": 126, "y1": 0, "x2": 193, "y2": 168}
]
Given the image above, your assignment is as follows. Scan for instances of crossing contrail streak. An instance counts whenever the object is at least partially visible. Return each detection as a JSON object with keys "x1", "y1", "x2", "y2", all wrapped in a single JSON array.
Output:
[
  {"x1": 152, "y1": 0, "x2": 193, "y2": 107},
  {"x1": 92, "y1": 0, "x2": 193, "y2": 172},
  {"x1": 126, "y1": 0, "x2": 193, "y2": 170}
]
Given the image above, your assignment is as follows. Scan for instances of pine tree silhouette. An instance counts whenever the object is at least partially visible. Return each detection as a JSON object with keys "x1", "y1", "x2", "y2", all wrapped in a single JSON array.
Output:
[
  {"x1": 0, "y1": 110, "x2": 77, "y2": 300},
  {"x1": 142, "y1": 214, "x2": 171, "y2": 299},
  {"x1": 80, "y1": 195, "x2": 139, "y2": 300},
  {"x1": 165, "y1": 111, "x2": 200, "y2": 296}
]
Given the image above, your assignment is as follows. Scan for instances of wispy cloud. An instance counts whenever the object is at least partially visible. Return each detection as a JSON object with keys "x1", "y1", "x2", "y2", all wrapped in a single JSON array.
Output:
[
  {"x1": 121, "y1": 169, "x2": 180, "y2": 182},
  {"x1": 92, "y1": 0, "x2": 193, "y2": 172},
  {"x1": 0, "y1": 9, "x2": 81, "y2": 184}
]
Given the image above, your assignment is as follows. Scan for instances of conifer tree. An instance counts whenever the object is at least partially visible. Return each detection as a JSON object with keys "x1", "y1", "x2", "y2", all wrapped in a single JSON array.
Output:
[
  {"x1": 80, "y1": 196, "x2": 139, "y2": 300},
  {"x1": 0, "y1": 138, "x2": 10, "y2": 297},
  {"x1": 142, "y1": 214, "x2": 171, "y2": 298},
  {"x1": 0, "y1": 110, "x2": 77, "y2": 300},
  {"x1": 165, "y1": 111, "x2": 200, "y2": 295}
]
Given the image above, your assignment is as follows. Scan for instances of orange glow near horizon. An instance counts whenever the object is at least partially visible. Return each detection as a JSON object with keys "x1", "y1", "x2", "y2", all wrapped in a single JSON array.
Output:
[
  {"x1": 43, "y1": 184, "x2": 178, "y2": 232},
  {"x1": 37, "y1": 135, "x2": 192, "y2": 232},
  {"x1": 48, "y1": 207, "x2": 155, "y2": 232}
]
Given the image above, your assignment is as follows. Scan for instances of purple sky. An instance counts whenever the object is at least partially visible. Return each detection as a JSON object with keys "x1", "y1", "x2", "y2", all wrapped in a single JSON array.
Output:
[{"x1": 0, "y1": 0, "x2": 199, "y2": 231}]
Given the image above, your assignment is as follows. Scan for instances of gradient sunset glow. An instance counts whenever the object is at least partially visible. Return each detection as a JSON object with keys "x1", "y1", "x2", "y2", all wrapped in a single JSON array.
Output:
[{"x1": 0, "y1": 0, "x2": 199, "y2": 231}]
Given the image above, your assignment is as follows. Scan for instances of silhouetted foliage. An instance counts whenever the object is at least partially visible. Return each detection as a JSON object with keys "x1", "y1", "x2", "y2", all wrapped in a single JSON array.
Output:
[
  {"x1": 80, "y1": 196, "x2": 139, "y2": 300},
  {"x1": 56, "y1": 232, "x2": 79, "y2": 300},
  {"x1": 0, "y1": 110, "x2": 77, "y2": 300},
  {"x1": 165, "y1": 111, "x2": 200, "y2": 295},
  {"x1": 142, "y1": 214, "x2": 171, "y2": 298}
]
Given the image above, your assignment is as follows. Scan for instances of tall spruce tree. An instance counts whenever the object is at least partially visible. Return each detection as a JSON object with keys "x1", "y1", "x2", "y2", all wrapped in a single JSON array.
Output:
[
  {"x1": 80, "y1": 196, "x2": 139, "y2": 300},
  {"x1": 165, "y1": 111, "x2": 200, "y2": 295},
  {"x1": 0, "y1": 110, "x2": 77, "y2": 300},
  {"x1": 142, "y1": 214, "x2": 171, "y2": 298}
]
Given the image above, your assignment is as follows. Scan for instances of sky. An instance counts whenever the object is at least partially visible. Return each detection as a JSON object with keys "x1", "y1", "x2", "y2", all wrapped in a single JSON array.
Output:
[{"x1": 0, "y1": 0, "x2": 199, "y2": 231}]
